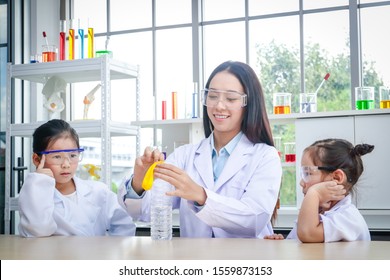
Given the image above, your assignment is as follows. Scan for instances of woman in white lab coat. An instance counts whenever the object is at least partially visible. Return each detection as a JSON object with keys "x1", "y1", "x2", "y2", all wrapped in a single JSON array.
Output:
[
  {"x1": 18, "y1": 119, "x2": 136, "y2": 237},
  {"x1": 121, "y1": 61, "x2": 282, "y2": 238}
]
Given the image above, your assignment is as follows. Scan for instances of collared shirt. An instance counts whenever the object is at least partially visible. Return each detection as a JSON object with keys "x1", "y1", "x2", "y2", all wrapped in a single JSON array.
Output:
[{"x1": 211, "y1": 132, "x2": 243, "y2": 182}]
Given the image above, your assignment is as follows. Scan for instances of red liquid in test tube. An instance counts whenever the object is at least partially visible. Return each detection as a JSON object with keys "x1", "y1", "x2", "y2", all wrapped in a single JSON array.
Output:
[
  {"x1": 162, "y1": 100, "x2": 167, "y2": 120},
  {"x1": 59, "y1": 20, "x2": 66, "y2": 60}
]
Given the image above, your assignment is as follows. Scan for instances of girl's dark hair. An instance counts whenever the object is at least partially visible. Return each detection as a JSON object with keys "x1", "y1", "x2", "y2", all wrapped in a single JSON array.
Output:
[
  {"x1": 32, "y1": 119, "x2": 80, "y2": 153},
  {"x1": 202, "y1": 61, "x2": 274, "y2": 145},
  {"x1": 305, "y1": 138, "x2": 374, "y2": 189}
]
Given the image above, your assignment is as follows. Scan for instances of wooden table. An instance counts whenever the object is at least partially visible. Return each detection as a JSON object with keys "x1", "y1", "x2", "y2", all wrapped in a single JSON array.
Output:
[{"x1": 1, "y1": 235, "x2": 389, "y2": 260}]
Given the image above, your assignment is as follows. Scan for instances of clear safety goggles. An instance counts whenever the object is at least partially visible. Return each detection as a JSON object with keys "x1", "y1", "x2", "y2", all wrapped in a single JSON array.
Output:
[
  {"x1": 201, "y1": 89, "x2": 247, "y2": 110},
  {"x1": 300, "y1": 166, "x2": 337, "y2": 183},
  {"x1": 39, "y1": 148, "x2": 84, "y2": 165}
]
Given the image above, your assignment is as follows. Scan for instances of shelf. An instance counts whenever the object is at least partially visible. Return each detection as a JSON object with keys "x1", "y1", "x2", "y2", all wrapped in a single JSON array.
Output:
[
  {"x1": 10, "y1": 120, "x2": 138, "y2": 138},
  {"x1": 132, "y1": 118, "x2": 203, "y2": 127},
  {"x1": 132, "y1": 109, "x2": 390, "y2": 128},
  {"x1": 5, "y1": 56, "x2": 140, "y2": 234},
  {"x1": 9, "y1": 57, "x2": 138, "y2": 84}
]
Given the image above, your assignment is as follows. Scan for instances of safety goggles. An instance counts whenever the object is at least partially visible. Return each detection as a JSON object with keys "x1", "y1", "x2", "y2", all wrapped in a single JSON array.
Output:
[
  {"x1": 39, "y1": 148, "x2": 84, "y2": 165},
  {"x1": 300, "y1": 166, "x2": 337, "y2": 183},
  {"x1": 201, "y1": 89, "x2": 247, "y2": 110}
]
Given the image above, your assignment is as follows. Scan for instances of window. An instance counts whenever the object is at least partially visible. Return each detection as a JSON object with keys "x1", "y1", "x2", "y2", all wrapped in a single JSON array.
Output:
[
  {"x1": 0, "y1": 0, "x2": 8, "y2": 234},
  {"x1": 69, "y1": 0, "x2": 390, "y2": 210},
  {"x1": 360, "y1": 3, "x2": 390, "y2": 105}
]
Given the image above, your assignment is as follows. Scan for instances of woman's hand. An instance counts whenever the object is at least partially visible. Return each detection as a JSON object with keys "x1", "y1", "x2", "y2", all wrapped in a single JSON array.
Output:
[
  {"x1": 154, "y1": 163, "x2": 207, "y2": 205},
  {"x1": 264, "y1": 233, "x2": 285, "y2": 240},
  {"x1": 35, "y1": 155, "x2": 54, "y2": 178},
  {"x1": 132, "y1": 147, "x2": 165, "y2": 194}
]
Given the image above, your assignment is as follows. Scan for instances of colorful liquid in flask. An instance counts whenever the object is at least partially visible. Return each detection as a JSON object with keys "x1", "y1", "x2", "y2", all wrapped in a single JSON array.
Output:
[
  {"x1": 380, "y1": 100, "x2": 390, "y2": 109},
  {"x1": 356, "y1": 100, "x2": 374, "y2": 110},
  {"x1": 273, "y1": 105, "x2": 291, "y2": 114}
]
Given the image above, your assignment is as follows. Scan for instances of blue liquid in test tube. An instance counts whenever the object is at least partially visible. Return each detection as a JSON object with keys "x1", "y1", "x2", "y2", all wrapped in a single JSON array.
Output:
[{"x1": 78, "y1": 19, "x2": 84, "y2": 59}]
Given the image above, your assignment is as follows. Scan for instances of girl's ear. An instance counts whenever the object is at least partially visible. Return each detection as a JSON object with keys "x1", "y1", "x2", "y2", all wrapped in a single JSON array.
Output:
[
  {"x1": 332, "y1": 169, "x2": 346, "y2": 184},
  {"x1": 32, "y1": 153, "x2": 41, "y2": 168}
]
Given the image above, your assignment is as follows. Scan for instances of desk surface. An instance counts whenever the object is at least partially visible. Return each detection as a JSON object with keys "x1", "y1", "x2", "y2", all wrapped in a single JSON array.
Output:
[{"x1": 1, "y1": 235, "x2": 389, "y2": 260}]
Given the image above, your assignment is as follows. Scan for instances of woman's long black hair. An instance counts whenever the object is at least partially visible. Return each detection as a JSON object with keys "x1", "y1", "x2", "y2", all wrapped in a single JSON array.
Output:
[{"x1": 202, "y1": 61, "x2": 274, "y2": 146}]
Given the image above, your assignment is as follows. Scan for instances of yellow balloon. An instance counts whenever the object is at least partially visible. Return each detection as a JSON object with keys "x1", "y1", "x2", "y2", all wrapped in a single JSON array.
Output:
[{"x1": 141, "y1": 160, "x2": 164, "y2": 190}]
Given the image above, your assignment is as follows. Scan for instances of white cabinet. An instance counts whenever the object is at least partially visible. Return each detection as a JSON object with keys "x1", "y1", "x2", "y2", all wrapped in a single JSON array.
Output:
[
  {"x1": 5, "y1": 56, "x2": 140, "y2": 233},
  {"x1": 295, "y1": 109, "x2": 390, "y2": 210}
]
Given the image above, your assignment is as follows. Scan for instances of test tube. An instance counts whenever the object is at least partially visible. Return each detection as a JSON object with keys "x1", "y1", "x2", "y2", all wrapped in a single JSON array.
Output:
[
  {"x1": 68, "y1": 19, "x2": 75, "y2": 60},
  {"x1": 162, "y1": 100, "x2": 167, "y2": 120},
  {"x1": 192, "y1": 82, "x2": 199, "y2": 118},
  {"x1": 172, "y1": 92, "x2": 178, "y2": 119},
  {"x1": 88, "y1": 19, "x2": 94, "y2": 58},
  {"x1": 78, "y1": 19, "x2": 84, "y2": 59},
  {"x1": 59, "y1": 20, "x2": 66, "y2": 60}
]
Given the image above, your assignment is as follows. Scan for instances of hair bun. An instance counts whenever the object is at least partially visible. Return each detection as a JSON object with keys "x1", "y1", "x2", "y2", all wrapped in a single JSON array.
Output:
[{"x1": 352, "y1": 144, "x2": 375, "y2": 156}]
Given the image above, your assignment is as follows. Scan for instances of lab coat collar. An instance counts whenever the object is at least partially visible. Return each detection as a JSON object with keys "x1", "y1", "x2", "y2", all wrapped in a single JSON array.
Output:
[
  {"x1": 194, "y1": 138, "x2": 214, "y2": 190},
  {"x1": 53, "y1": 176, "x2": 94, "y2": 204},
  {"x1": 213, "y1": 134, "x2": 253, "y2": 191},
  {"x1": 194, "y1": 133, "x2": 254, "y2": 192}
]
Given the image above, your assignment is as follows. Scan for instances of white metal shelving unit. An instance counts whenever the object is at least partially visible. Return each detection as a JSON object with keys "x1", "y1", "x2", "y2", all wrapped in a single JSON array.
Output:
[{"x1": 5, "y1": 56, "x2": 140, "y2": 234}]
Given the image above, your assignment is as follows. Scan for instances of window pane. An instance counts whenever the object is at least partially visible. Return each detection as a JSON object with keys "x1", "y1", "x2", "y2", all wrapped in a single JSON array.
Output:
[
  {"x1": 79, "y1": 136, "x2": 135, "y2": 188},
  {"x1": 280, "y1": 165, "x2": 297, "y2": 206},
  {"x1": 111, "y1": 0, "x2": 152, "y2": 31},
  {"x1": 203, "y1": 0, "x2": 245, "y2": 21},
  {"x1": 249, "y1": 16, "x2": 300, "y2": 114},
  {"x1": 303, "y1": 0, "x2": 348, "y2": 9},
  {"x1": 203, "y1": 22, "x2": 246, "y2": 80},
  {"x1": 249, "y1": 0, "x2": 298, "y2": 16},
  {"x1": 73, "y1": 0, "x2": 107, "y2": 33},
  {"x1": 109, "y1": 32, "x2": 154, "y2": 121},
  {"x1": 156, "y1": 27, "x2": 193, "y2": 120},
  {"x1": 0, "y1": 4, "x2": 6, "y2": 44},
  {"x1": 304, "y1": 10, "x2": 351, "y2": 111},
  {"x1": 360, "y1": 5, "x2": 390, "y2": 88},
  {"x1": 1, "y1": 47, "x2": 6, "y2": 130},
  {"x1": 72, "y1": 33, "x2": 153, "y2": 123},
  {"x1": 156, "y1": 0, "x2": 191, "y2": 26}
]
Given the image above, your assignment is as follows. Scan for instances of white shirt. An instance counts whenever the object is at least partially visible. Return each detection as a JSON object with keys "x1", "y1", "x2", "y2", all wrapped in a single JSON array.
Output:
[
  {"x1": 119, "y1": 133, "x2": 282, "y2": 238},
  {"x1": 19, "y1": 173, "x2": 136, "y2": 237},
  {"x1": 286, "y1": 194, "x2": 371, "y2": 242}
]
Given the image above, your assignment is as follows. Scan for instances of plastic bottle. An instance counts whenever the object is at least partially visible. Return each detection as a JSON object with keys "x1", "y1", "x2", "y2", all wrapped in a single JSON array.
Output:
[{"x1": 150, "y1": 178, "x2": 173, "y2": 240}]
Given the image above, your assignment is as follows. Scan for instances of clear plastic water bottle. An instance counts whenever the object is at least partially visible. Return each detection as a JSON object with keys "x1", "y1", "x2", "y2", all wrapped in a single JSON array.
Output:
[{"x1": 150, "y1": 178, "x2": 173, "y2": 240}]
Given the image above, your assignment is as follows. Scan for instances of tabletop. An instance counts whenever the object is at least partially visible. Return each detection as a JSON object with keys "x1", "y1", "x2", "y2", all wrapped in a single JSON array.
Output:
[{"x1": 1, "y1": 235, "x2": 389, "y2": 260}]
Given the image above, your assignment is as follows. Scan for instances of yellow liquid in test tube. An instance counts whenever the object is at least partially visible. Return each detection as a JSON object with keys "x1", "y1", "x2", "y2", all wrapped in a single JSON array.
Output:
[
  {"x1": 88, "y1": 27, "x2": 94, "y2": 58},
  {"x1": 68, "y1": 28, "x2": 75, "y2": 60}
]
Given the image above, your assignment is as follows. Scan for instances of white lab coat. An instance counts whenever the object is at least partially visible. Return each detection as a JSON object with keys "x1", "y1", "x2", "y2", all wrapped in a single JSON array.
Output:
[
  {"x1": 18, "y1": 173, "x2": 136, "y2": 237},
  {"x1": 120, "y1": 134, "x2": 282, "y2": 238},
  {"x1": 286, "y1": 194, "x2": 371, "y2": 242}
]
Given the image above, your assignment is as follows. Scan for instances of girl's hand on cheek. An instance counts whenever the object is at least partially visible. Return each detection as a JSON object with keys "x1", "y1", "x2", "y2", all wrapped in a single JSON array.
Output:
[
  {"x1": 311, "y1": 181, "x2": 346, "y2": 205},
  {"x1": 35, "y1": 155, "x2": 54, "y2": 178}
]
